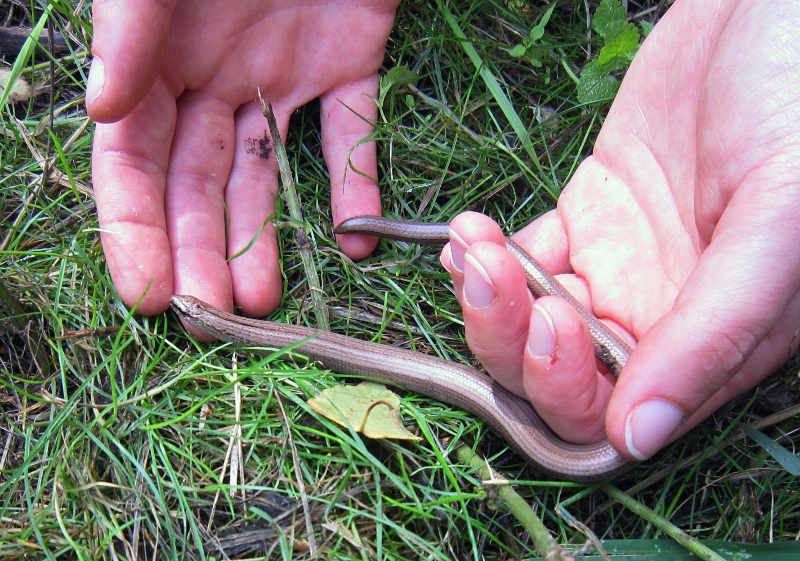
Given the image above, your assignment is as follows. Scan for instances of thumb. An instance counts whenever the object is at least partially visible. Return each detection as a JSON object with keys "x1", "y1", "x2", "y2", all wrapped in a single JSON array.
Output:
[
  {"x1": 606, "y1": 173, "x2": 800, "y2": 460},
  {"x1": 86, "y1": 0, "x2": 177, "y2": 122}
]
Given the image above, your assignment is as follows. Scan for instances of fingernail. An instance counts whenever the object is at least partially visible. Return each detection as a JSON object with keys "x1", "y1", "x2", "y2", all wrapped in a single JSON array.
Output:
[
  {"x1": 463, "y1": 253, "x2": 495, "y2": 309},
  {"x1": 528, "y1": 303, "x2": 556, "y2": 358},
  {"x1": 448, "y1": 228, "x2": 467, "y2": 272},
  {"x1": 624, "y1": 399, "x2": 685, "y2": 460},
  {"x1": 86, "y1": 56, "x2": 105, "y2": 103}
]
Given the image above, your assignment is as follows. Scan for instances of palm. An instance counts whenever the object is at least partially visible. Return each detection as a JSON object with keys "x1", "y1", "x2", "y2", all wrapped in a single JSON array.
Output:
[
  {"x1": 90, "y1": 1, "x2": 399, "y2": 317},
  {"x1": 557, "y1": 0, "x2": 797, "y2": 343},
  {"x1": 154, "y1": 2, "x2": 396, "y2": 108}
]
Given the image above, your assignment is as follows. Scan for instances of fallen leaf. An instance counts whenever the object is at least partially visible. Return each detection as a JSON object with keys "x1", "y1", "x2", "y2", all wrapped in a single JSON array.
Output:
[
  {"x1": 0, "y1": 68, "x2": 32, "y2": 102},
  {"x1": 308, "y1": 382, "x2": 421, "y2": 441}
]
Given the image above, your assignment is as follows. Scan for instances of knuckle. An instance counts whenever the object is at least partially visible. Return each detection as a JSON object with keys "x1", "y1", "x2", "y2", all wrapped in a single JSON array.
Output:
[{"x1": 696, "y1": 325, "x2": 760, "y2": 391}]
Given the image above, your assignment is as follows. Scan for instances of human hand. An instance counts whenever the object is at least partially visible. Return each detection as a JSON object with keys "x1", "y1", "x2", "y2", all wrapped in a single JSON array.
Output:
[
  {"x1": 441, "y1": 0, "x2": 800, "y2": 460},
  {"x1": 88, "y1": 0, "x2": 399, "y2": 317}
]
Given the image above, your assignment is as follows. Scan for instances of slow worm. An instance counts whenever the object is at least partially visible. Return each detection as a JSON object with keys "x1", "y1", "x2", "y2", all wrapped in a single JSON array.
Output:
[{"x1": 171, "y1": 216, "x2": 634, "y2": 480}]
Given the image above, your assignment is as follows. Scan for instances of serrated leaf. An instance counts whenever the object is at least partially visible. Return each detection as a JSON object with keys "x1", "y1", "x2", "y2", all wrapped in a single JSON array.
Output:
[
  {"x1": 598, "y1": 18, "x2": 630, "y2": 43},
  {"x1": 508, "y1": 43, "x2": 528, "y2": 58},
  {"x1": 597, "y1": 24, "x2": 639, "y2": 73},
  {"x1": 592, "y1": 0, "x2": 627, "y2": 38},
  {"x1": 577, "y1": 60, "x2": 619, "y2": 104},
  {"x1": 378, "y1": 65, "x2": 418, "y2": 107},
  {"x1": 308, "y1": 382, "x2": 421, "y2": 441},
  {"x1": 598, "y1": 22, "x2": 640, "y2": 71}
]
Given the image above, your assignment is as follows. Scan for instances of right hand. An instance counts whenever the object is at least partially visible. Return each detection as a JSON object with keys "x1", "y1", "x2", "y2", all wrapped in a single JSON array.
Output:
[{"x1": 441, "y1": 0, "x2": 800, "y2": 459}]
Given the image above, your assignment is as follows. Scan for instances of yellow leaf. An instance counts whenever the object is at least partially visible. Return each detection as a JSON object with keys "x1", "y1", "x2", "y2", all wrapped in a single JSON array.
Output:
[
  {"x1": 308, "y1": 382, "x2": 421, "y2": 441},
  {"x1": 0, "y1": 68, "x2": 32, "y2": 103}
]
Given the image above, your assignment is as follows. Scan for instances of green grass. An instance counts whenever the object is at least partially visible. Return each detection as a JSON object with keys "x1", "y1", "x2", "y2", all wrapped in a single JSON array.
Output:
[{"x1": 2, "y1": 1, "x2": 800, "y2": 560}]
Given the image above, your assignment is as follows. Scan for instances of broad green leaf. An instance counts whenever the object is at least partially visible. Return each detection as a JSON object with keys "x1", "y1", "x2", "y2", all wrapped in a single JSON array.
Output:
[
  {"x1": 378, "y1": 65, "x2": 418, "y2": 107},
  {"x1": 508, "y1": 43, "x2": 528, "y2": 58},
  {"x1": 577, "y1": 60, "x2": 619, "y2": 104},
  {"x1": 528, "y1": 539, "x2": 800, "y2": 560},
  {"x1": 598, "y1": 22, "x2": 640, "y2": 71},
  {"x1": 592, "y1": 0, "x2": 627, "y2": 38},
  {"x1": 308, "y1": 382, "x2": 421, "y2": 441},
  {"x1": 597, "y1": 18, "x2": 629, "y2": 41}
]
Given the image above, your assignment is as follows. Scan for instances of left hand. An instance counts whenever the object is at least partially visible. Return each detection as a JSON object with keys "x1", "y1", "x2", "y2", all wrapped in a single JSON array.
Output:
[{"x1": 88, "y1": 0, "x2": 400, "y2": 318}]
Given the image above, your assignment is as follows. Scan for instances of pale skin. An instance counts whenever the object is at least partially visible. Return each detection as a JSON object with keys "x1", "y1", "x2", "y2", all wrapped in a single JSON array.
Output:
[
  {"x1": 88, "y1": 0, "x2": 800, "y2": 461},
  {"x1": 89, "y1": 0, "x2": 399, "y2": 317}
]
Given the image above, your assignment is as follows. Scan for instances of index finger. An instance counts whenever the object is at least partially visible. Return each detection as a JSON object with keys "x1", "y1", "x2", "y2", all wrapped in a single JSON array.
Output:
[{"x1": 87, "y1": 0, "x2": 177, "y2": 122}]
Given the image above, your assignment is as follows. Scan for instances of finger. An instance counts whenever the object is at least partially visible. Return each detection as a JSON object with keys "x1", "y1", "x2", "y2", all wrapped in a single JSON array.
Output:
[
  {"x1": 606, "y1": 165, "x2": 800, "y2": 460},
  {"x1": 166, "y1": 92, "x2": 236, "y2": 323},
  {"x1": 321, "y1": 76, "x2": 381, "y2": 259},
  {"x1": 522, "y1": 296, "x2": 614, "y2": 444},
  {"x1": 91, "y1": 79, "x2": 176, "y2": 314},
  {"x1": 440, "y1": 211, "x2": 506, "y2": 303},
  {"x1": 226, "y1": 101, "x2": 288, "y2": 317},
  {"x1": 87, "y1": 0, "x2": 177, "y2": 122},
  {"x1": 446, "y1": 211, "x2": 624, "y2": 442},
  {"x1": 460, "y1": 241, "x2": 531, "y2": 396}
]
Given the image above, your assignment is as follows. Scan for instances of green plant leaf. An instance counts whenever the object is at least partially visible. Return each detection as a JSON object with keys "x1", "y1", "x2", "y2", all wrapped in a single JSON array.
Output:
[
  {"x1": 527, "y1": 539, "x2": 800, "y2": 560},
  {"x1": 592, "y1": 0, "x2": 627, "y2": 38},
  {"x1": 0, "y1": 5, "x2": 52, "y2": 112},
  {"x1": 438, "y1": 0, "x2": 547, "y2": 177},
  {"x1": 744, "y1": 426, "x2": 800, "y2": 475},
  {"x1": 597, "y1": 22, "x2": 640, "y2": 70},
  {"x1": 529, "y1": 3, "x2": 556, "y2": 43},
  {"x1": 508, "y1": 43, "x2": 528, "y2": 57},
  {"x1": 378, "y1": 65, "x2": 418, "y2": 107},
  {"x1": 577, "y1": 59, "x2": 619, "y2": 104}
]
